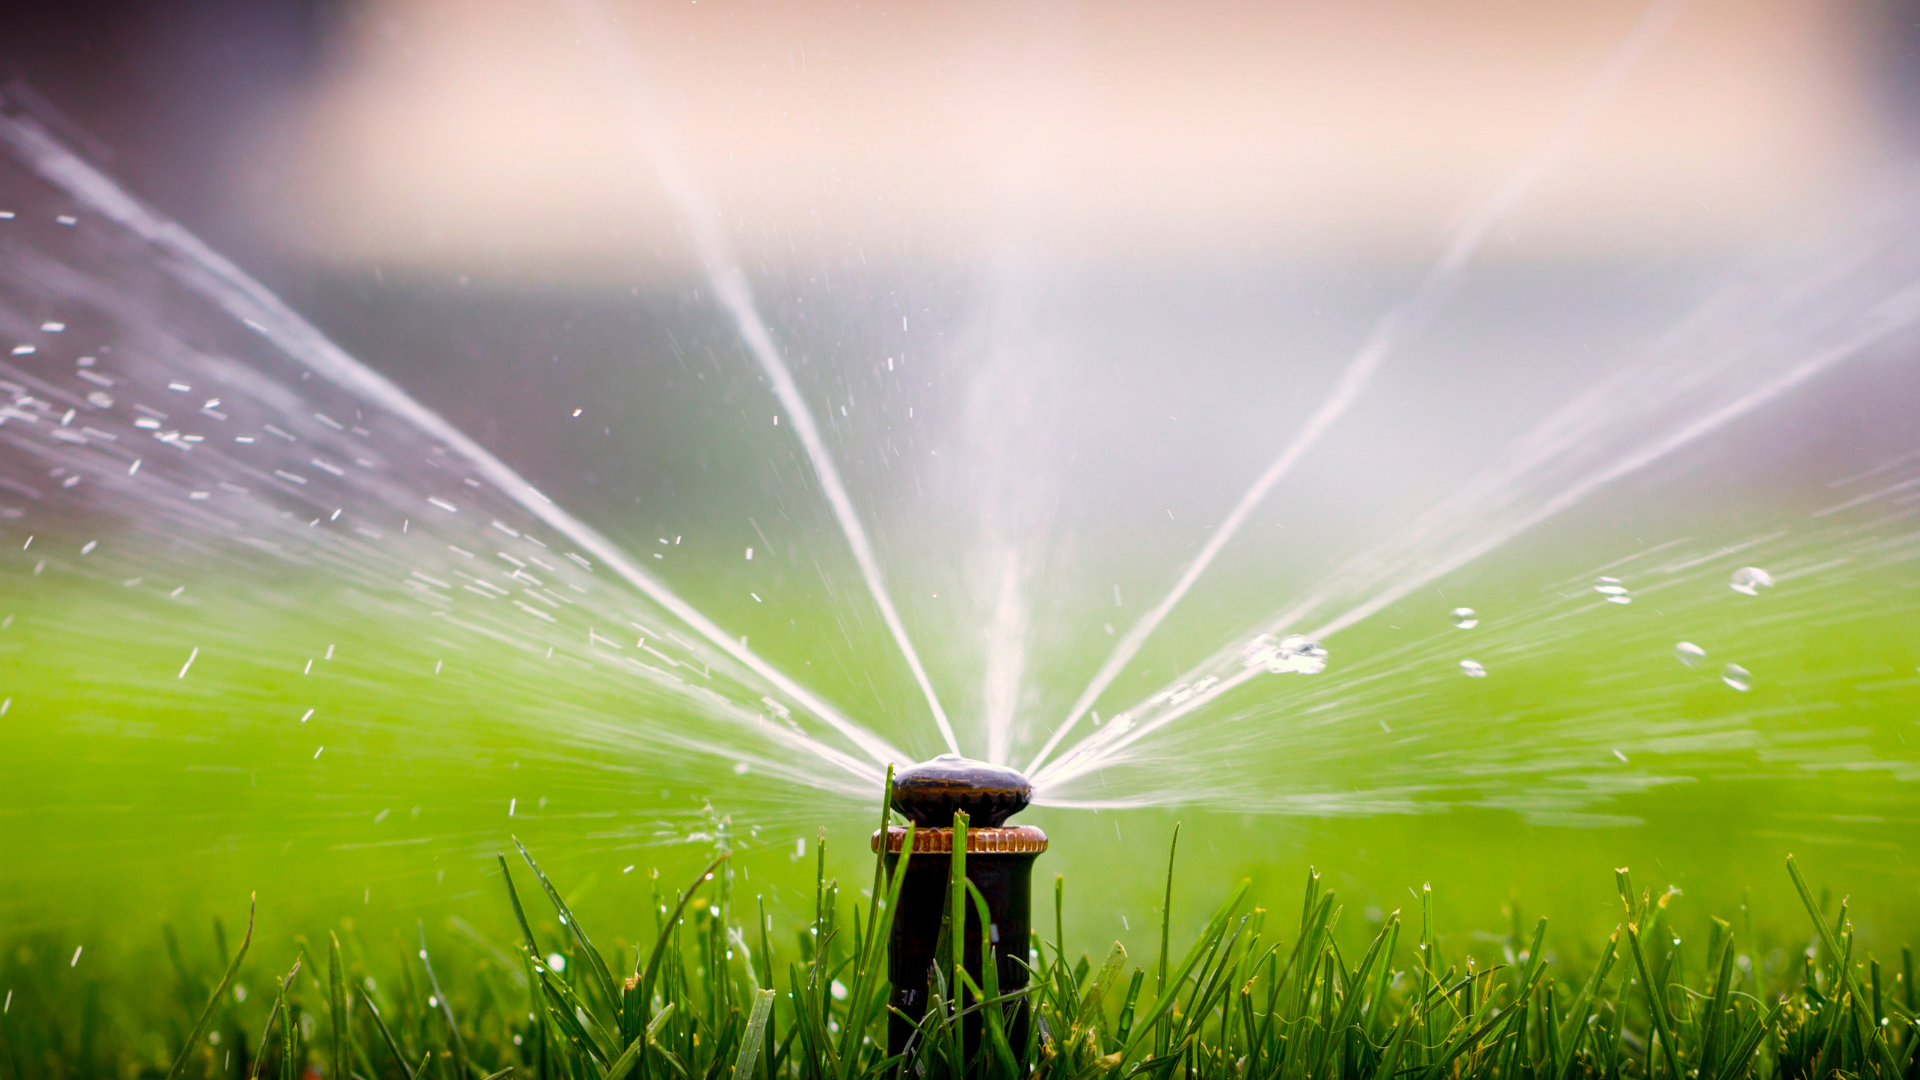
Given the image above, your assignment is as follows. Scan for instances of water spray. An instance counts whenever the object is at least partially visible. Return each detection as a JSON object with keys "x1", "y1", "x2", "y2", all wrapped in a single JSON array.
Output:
[
  {"x1": 1024, "y1": 0, "x2": 1684, "y2": 780},
  {"x1": 561, "y1": 0, "x2": 961, "y2": 757},
  {"x1": 875, "y1": 754, "x2": 1046, "y2": 1055}
]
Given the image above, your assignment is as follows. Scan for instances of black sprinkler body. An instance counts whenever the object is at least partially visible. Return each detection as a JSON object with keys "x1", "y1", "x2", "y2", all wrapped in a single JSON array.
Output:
[{"x1": 874, "y1": 754, "x2": 1047, "y2": 1055}]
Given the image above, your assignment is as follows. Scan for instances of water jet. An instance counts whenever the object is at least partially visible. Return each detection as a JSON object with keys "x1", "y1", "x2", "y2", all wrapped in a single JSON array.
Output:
[{"x1": 875, "y1": 754, "x2": 1046, "y2": 1054}]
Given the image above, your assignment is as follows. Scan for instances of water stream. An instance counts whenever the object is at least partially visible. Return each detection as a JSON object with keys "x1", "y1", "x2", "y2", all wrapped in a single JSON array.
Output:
[{"x1": 2, "y1": 9, "x2": 1919, "y2": 867}]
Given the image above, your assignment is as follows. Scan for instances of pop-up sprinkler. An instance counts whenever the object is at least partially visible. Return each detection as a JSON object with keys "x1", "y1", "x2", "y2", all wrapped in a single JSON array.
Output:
[{"x1": 873, "y1": 753, "x2": 1047, "y2": 1054}]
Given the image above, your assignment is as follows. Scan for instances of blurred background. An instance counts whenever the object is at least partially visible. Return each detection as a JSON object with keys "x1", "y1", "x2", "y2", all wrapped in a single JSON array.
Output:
[{"x1": 3, "y1": 0, "x2": 1920, "y2": 969}]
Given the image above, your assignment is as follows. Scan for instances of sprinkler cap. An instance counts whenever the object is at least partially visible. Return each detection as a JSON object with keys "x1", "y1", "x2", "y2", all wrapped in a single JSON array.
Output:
[{"x1": 891, "y1": 754, "x2": 1033, "y2": 827}]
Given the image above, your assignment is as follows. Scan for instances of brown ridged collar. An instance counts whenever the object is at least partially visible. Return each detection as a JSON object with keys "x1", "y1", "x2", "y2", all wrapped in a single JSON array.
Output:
[{"x1": 870, "y1": 825, "x2": 1049, "y2": 855}]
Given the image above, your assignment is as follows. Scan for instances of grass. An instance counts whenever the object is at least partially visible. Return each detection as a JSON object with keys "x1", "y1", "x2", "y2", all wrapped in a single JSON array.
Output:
[{"x1": 2, "y1": 778, "x2": 1917, "y2": 1080}]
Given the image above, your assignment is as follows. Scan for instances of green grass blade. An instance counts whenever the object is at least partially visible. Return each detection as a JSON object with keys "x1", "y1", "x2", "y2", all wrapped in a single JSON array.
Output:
[
  {"x1": 327, "y1": 932, "x2": 348, "y2": 1080},
  {"x1": 277, "y1": 956, "x2": 299, "y2": 1080},
  {"x1": 416, "y1": 922, "x2": 470, "y2": 1080},
  {"x1": 949, "y1": 808, "x2": 969, "y2": 1023},
  {"x1": 1120, "y1": 880, "x2": 1251, "y2": 1062},
  {"x1": 636, "y1": 855, "x2": 729, "y2": 1032},
  {"x1": 1554, "y1": 931, "x2": 1618, "y2": 1080},
  {"x1": 1786, "y1": 854, "x2": 1903, "y2": 1077},
  {"x1": 164, "y1": 894, "x2": 255, "y2": 1080},
  {"x1": 1155, "y1": 823, "x2": 1180, "y2": 1057},
  {"x1": 515, "y1": 836, "x2": 622, "y2": 1013},
  {"x1": 1717, "y1": 998, "x2": 1787, "y2": 1080},
  {"x1": 1516, "y1": 917, "x2": 1548, "y2": 994},
  {"x1": 858, "y1": 767, "x2": 895, "y2": 963},
  {"x1": 1368, "y1": 1010, "x2": 1417, "y2": 1080},
  {"x1": 1623, "y1": 921, "x2": 1683, "y2": 1080},
  {"x1": 732, "y1": 988, "x2": 776, "y2": 1080},
  {"x1": 249, "y1": 995, "x2": 281, "y2": 1080},
  {"x1": 1905, "y1": 945, "x2": 1915, "y2": 1013},
  {"x1": 1115, "y1": 969, "x2": 1145, "y2": 1049},
  {"x1": 355, "y1": 983, "x2": 417, "y2": 1080},
  {"x1": 1077, "y1": 941, "x2": 1130, "y2": 1029},
  {"x1": 836, "y1": 811, "x2": 912, "y2": 1079},
  {"x1": 965, "y1": 882, "x2": 1019, "y2": 1077},
  {"x1": 1563, "y1": 930, "x2": 1618, "y2": 1023},
  {"x1": 602, "y1": 1018, "x2": 653, "y2": 1080},
  {"x1": 1697, "y1": 928, "x2": 1738, "y2": 1080}
]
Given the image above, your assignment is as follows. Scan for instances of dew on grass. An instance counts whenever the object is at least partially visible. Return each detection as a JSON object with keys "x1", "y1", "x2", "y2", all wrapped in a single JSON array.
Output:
[
  {"x1": 545, "y1": 953, "x2": 566, "y2": 971},
  {"x1": 1676, "y1": 641, "x2": 1706, "y2": 667},
  {"x1": 1450, "y1": 607, "x2": 1478, "y2": 629},
  {"x1": 1722, "y1": 664, "x2": 1752, "y2": 691},
  {"x1": 1729, "y1": 566, "x2": 1774, "y2": 595},
  {"x1": 1460, "y1": 659, "x2": 1487, "y2": 678}
]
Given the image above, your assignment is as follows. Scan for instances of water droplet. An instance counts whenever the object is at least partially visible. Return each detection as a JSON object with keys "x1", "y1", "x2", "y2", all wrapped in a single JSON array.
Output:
[
  {"x1": 1450, "y1": 607, "x2": 1478, "y2": 629},
  {"x1": 1675, "y1": 641, "x2": 1706, "y2": 667},
  {"x1": 1264, "y1": 635, "x2": 1328, "y2": 675},
  {"x1": 732, "y1": 761, "x2": 751, "y2": 775},
  {"x1": 1729, "y1": 566, "x2": 1773, "y2": 596},
  {"x1": 1593, "y1": 577, "x2": 1631, "y2": 604},
  {"x1": 1459, "y1": 659, "x2": 1487, "y2": 678},
  {"x1": 1721, "y1": 664, "x2": 1752, "y2": 691},
  {"x1": 1239, "y1": 634, "x2": 1278, "y2": 669},
  {"x1": 545, "y1": 953, "x2": 566, "y2": 972}
]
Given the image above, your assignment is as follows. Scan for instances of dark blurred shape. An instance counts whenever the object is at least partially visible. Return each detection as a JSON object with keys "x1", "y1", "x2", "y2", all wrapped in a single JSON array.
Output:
[{"x1": 1, "y1": 0, "x2": 331, "y2": 265}]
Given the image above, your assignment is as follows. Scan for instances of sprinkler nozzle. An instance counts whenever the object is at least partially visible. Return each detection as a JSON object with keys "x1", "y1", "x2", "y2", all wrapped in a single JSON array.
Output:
[{"x1": 890, "y1": 753, "x2": 1033, "y2": 827}]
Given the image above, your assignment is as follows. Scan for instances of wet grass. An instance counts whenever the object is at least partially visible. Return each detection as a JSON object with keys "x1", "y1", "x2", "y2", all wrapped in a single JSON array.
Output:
[{"x1": 2, "y1": 780, "x2": 1916, "y2": 1080}]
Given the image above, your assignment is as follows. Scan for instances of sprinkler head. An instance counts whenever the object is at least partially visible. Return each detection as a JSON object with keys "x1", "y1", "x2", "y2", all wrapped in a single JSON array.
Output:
[
  {"x1": 890, "y1": 753, "x2": 1033, "y2": 827},
  {"x1": 876, "y1": 754, "x2": 1046, "y2": 1056}
]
